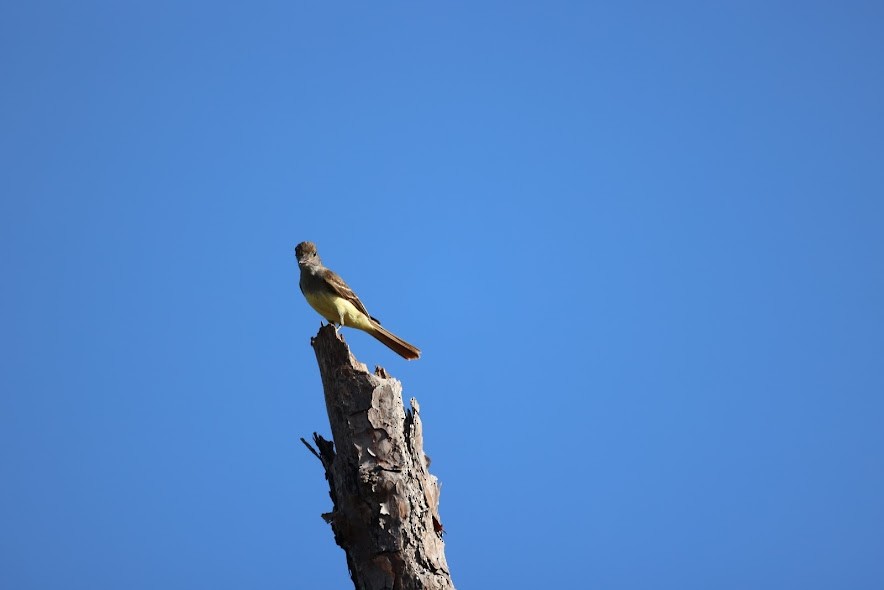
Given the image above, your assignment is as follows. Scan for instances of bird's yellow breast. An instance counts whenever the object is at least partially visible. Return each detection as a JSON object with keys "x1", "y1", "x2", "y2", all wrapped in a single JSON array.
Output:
[{"x1": 304, "y1": 291, "x2": 374, "y2": 331}]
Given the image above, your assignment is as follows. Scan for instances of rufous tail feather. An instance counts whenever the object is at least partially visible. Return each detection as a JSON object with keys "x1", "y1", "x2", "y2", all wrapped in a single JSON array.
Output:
[{"x1": 369, "y1": 322, "x2": 421, "y2": 360}]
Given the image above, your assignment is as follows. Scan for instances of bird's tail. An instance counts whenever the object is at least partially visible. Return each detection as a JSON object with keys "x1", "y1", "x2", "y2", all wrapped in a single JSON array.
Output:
[{"x1": 368, "y1": 322, "x2": 421, "y2": 360}]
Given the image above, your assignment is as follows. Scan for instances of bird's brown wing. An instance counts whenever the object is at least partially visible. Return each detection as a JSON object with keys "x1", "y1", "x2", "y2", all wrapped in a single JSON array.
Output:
[{"x1": 320, "y1": 268, "x2": 382, "y2": 324}]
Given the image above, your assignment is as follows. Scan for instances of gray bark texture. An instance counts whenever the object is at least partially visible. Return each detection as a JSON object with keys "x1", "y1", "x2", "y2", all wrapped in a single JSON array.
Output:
[{"x1": 302, "y1": 324, "x2": 454, "y2": 590}]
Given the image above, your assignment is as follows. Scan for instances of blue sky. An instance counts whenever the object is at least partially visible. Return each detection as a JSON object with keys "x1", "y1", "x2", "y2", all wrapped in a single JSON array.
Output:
[{"x1": 2, "y1": 2, "x2": 883, "y2": 588}]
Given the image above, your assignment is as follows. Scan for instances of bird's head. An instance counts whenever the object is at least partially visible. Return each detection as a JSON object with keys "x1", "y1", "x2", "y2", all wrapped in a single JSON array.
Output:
[{"x1": 295, "y1": 241, "x2": 321, "y2": 267}]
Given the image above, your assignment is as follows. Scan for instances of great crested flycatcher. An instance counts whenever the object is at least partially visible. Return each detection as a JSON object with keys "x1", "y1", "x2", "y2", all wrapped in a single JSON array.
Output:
[{"x1": 294, "y1": 241, "x2": 421, "y2": 360}]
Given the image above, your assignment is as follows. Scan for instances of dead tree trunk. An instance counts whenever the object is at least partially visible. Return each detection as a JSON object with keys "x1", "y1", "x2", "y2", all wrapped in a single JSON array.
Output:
[{"x1": 301, "y1": 325, "x2": 454, "y2": 590}]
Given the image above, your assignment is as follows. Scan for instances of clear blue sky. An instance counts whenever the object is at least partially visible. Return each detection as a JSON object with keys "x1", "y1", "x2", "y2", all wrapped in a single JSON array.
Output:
[{"x1": 2, "y1": 2, "x2": 883, "y2": 588}]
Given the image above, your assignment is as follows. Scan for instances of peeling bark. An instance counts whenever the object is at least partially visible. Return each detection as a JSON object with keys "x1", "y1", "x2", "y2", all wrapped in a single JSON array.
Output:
[{"x1": 302, "y1": 325, "x2": 454, "y2": 590}]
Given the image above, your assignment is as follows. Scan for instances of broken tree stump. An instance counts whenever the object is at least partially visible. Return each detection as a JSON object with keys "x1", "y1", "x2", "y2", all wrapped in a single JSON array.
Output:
[{"x1": 302, "y1": 324, "x2": 454, "y2": 590}]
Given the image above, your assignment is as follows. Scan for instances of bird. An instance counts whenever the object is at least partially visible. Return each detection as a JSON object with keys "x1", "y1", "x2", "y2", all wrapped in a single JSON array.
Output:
[{"x1": 294, "y1": 241, "x2": 421, "y2": 360}]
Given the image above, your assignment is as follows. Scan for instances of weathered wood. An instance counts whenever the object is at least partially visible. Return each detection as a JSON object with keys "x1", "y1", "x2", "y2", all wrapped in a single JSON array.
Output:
[{"x1": 304, "y1": 324, "x2": 454, "y2": 590}]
